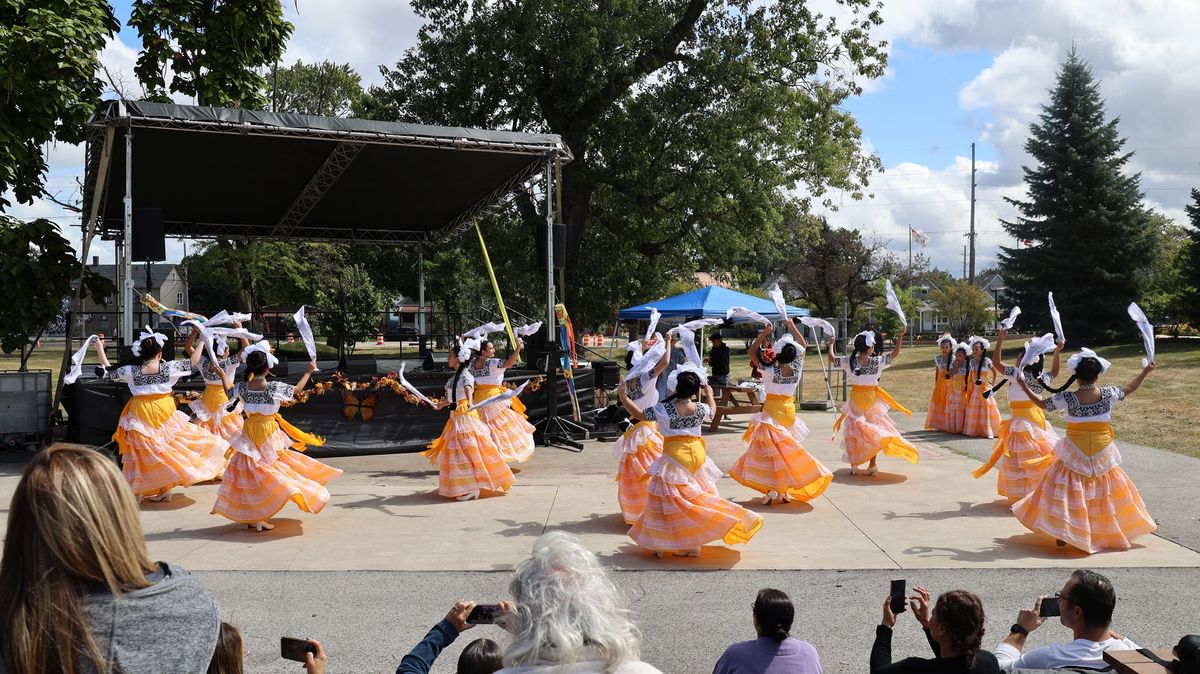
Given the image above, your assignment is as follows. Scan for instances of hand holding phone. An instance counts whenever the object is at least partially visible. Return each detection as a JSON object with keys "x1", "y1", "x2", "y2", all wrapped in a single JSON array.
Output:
[
  {"x1": 467, "y1": 604, "x2": 503, "y2": 625},
  {"x1": 1039, "y1": 596, "x2": 1061, "y2": 617},
  {"x1": 890, "y1": 579, "x2": 907, "y2": 614},
  {"x1": 281, "y1": 637, "x2": 316, "y2": 662}
]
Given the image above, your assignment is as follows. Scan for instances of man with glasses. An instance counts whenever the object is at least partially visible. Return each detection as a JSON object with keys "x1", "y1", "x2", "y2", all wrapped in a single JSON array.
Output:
[{"x1": 993, "y1": 570, "x2": 1138, "y2": 670}]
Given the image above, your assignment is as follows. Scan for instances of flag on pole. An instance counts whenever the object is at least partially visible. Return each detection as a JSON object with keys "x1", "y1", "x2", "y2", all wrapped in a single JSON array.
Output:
[{"x1": 909, "y1": 227, "x2": 928, "y2": 247}]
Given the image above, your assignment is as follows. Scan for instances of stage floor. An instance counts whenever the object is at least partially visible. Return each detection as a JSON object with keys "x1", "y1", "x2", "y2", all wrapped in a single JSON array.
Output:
[{"x1": 2, "y1": 411, "x2": 1196, "y2": 571}]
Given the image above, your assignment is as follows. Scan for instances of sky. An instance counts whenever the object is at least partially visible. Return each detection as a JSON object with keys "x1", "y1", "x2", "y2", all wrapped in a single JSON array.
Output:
[{"x1": 10, "y1": 0, "x2": 1200, "y2": 277}]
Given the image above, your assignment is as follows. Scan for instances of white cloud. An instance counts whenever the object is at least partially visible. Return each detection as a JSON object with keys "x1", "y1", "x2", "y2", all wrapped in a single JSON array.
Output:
[{"x1": 281, "y1": 0, "x2": 422, "y2": 86}]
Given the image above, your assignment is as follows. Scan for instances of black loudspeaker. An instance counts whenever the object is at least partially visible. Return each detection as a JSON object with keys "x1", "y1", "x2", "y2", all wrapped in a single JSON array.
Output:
[
  {"x1": 132, "y1": 208, "x2": 166, "y2": 262},
  {"x1": 536, "y1": 222, "x2": 568, "y2": 270},
  {"x1": 341, "y1": 354, "x2": 377, "y2": 375},
  {"x1": 592, "y1": 360, "x2": 620, "y2": 390}
]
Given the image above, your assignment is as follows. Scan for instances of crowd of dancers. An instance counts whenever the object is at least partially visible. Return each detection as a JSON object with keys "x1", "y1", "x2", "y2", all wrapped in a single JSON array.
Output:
[{"x1": 90, "y1": 305, "x2": 1158, "y2": 559}]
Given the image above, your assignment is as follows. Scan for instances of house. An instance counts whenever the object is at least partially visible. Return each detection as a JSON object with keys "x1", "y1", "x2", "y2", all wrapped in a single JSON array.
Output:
[
  {"x1": 72, "y1": 257, "x2": 190, "y2": 337},
  {"x1": 695, "y1": 271, "x2": 735, "y2": 288}
]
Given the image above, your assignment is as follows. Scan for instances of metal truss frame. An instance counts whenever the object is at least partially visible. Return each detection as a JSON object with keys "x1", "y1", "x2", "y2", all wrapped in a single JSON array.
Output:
[{"x1": 271, "y1": 141, "x2": 365, "y2": 238}]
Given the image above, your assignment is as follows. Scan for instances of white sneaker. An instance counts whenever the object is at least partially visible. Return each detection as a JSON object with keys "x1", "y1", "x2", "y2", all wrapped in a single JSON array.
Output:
[
  {"x1": 247, "y1": 521, "x2": 274, "y2": 532},
  {"x1": 865, "y1": 466, "x2": 879, "y2": 476},
  {"x1": 762, "y1": 491, "x2": 778, "y2": 505},
  {"x1": 673, "y1": 548, "x2": 701, "y2": 557}
]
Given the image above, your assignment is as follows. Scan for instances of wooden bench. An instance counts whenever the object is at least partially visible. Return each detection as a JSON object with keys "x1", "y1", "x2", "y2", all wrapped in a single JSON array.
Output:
[
  {"x1": 709, "y1": 384, "x2": 763, "y2": 432},
  {"x1": 1104, "y1": 648, "x2": 1176, "y2": 674}
]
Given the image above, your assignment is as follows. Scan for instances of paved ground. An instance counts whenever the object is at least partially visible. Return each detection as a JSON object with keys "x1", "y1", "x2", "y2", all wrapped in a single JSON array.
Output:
[{"x1": 1, "y1": 409, "x2": 1196, "y2": 673}]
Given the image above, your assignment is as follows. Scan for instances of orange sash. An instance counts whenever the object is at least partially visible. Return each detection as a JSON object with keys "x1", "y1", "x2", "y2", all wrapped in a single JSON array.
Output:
[
  {"x1": 113, "y1": 393, "x2": 176, "y2": 454},
  {"x1": 833, "y1": 384, "x2": 913, "y2": 435},
  {"x1": 662, "y1": 435, "x2": 707, "y2": 473},
  {"x1": 973, "y1": 401, "x2": 1047, "y2": 478},
  {"x1": 244, "y1": 412, "x2": 325, "y2": 452}
]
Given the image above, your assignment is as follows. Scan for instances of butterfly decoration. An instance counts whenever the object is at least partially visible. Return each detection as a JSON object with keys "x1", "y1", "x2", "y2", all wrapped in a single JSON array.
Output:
[{"x1": 342, "y1": 391, "x2": 379, "y2": 422}]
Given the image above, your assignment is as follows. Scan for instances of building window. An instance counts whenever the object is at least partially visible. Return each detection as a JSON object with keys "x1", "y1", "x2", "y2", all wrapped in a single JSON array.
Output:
[
  {"x1": 100, "y1": 315, "x2": 108, "y2": 322},
  {"x1": 176, "y1": 292, "x2": 184, "y2": 305}
]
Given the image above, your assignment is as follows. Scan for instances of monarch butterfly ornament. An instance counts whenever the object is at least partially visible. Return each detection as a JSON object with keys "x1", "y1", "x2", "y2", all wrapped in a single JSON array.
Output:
[{"x1": 342, "y1": 391, "x2": 379, "y2": 422}]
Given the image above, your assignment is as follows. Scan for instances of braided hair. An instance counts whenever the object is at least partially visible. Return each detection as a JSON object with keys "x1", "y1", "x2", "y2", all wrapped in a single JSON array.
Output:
[
  {"x1": 662, "y1": 371, "x2": 701, "y2": 405},
  {"x1": 753, "y1": 589, "x2": 794, "y2": 643},
  {"x1": 985, "y1": 347, "x2": 1047, "y2": 399},
  {"x1": 971, "y1": 342, "x2": 987, "y2": 386},
  {"x1": 449, "y1": 352, "x2": 475, "y2": 405},
  {"x1": 850, "y1": 333, "x2": 872, "y2": 376},
  {"x1": 932, "y1": 590, "x2": 986, "y2": 668},
  {"x1": 1043, "y1": 356, "x2": 1103, "y2": 394}
]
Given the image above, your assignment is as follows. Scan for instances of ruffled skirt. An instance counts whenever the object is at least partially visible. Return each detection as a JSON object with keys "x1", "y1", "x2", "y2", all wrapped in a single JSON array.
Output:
[
  {"x1": 474, "y1": 398, "x2": 536, "y2": 463},
  {"x1": 963, "y1": 384, "x2": 1003, "y2": 438},
  {"x1": 612, "y1": 421, "x2": 664, "y2": 524},
  {"x1": 189, "y1": 385, "x2": 244, "y2": 440},
  {"x1": 993, "y1": 417, "x2": 1057, "y2": 500},
  {"x1": 212, "y1": 424, "x2": 342, "y2": 523},
  {"x1": 421, "y1": 407, "x2": 515, "y2": 498},
  {"x1": 731, "y1": 412, "x2": 831, "y2": 501},
  {"x1": 115, "y1": 395, "x2": 227, "y2": 496},
  {"x1": 943, "y1": 389, "x2": 968, "y2": 434},
  {"x1": 926, "y1": 377, "x2": 950, "y2": 431},
  {"x1": 836, "y1": 389, "x2": 919, "y2": 466}
]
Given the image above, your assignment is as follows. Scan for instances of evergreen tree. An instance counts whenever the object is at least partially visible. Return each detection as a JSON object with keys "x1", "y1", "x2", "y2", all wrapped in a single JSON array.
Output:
[
  {"x1": 1182, "y1": 189, "x2": 1200, "y2": 325},
  {"x1": 998, "y1": 49, "x2": 1156, "y2": 343}
]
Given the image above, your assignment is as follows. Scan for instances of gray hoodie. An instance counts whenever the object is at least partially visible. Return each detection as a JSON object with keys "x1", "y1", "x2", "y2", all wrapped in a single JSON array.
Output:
[{"x1": 1, "y1": 561, "x2": 220, "y2": 674}]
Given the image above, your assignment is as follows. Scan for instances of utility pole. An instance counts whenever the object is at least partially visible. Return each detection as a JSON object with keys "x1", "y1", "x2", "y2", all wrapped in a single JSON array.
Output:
[
  {"x1": 968, "y1": 142, "x2": 977, "y2": 285},
  {"x1": 962, "y1": 245, "x2": 967, "y2": 279},
  {"x1": 907, "y1": 224, "x2": 912, "y2": 269}
]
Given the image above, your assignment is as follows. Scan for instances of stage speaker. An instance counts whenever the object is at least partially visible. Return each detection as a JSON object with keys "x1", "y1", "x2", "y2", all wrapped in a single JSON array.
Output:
[
  {"x1": 536, "y1": 223, "x2": 567, "y2": 271},
  {"x1": 271, "y1": 354, "x2": 289, "y2": 376},
  {"x1": 341, "y1": 354, "x2": 377, "y2": 375},
  {"x1": 592, "y1": 360, "x2": 620, "y2": 390},
  {"x1": 132, "y1": 208, "x2": 166, "y2": 262}
]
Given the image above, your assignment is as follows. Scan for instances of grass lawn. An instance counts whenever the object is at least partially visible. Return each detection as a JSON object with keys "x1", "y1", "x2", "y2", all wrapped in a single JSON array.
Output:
[{"x1": 7, "y1": 337, "x2": 1197, "y2": 457}]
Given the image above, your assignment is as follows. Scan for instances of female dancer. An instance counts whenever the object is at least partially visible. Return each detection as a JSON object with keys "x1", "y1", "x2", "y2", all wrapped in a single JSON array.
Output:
[
  {"x1": 184, "y1": 323, "x2": 250, "y2": 440},
  {"x1": 943, "y1": 343, "x2": 970, "y2": 435},
  {"x1": 421, "y1": 339, "x2": 515, "y2": 501},
  {"x1": 1012, "y1": 350, "x2": 1157, "y2": 553},
  {"x1": 94, "y1": 328, "x2": 227, "y2": 502},
  {"x1": 962, "y1": 337, "x2": 1003, "y2": 438},
  {"x1": 211, "y1": 343, "x2": 342, "y2": 531},
  {"x1": 925, "y1": 334, "x2": 956, "y2": 431},
  {"x1": 619, "y1": 366, "x2": 762, "y2": 557},
  {"x1": 971, "y1": 329, "x2": 1063, "y2": 501},
  {"x1": 470, "y1": 337, "x2": 535, "y2": 463},
  {"x1": 730, "y1": 322, "x2": 832, "y2": 505},
  {"x1": 828, "y1": 329, "x2": 918, "y2": 474},
  {"x1": 613, "y1": 333, "x2": 669, "y2": 524}
]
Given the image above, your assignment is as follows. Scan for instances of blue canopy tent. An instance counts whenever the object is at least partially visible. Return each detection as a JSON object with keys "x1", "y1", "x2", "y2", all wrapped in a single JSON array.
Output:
[{"x1": 617, "y1": 286, "x2": 810, "y2": 321}]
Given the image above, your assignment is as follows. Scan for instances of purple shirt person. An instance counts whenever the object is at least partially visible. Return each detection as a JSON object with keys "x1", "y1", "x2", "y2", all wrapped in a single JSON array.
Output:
[{"x1": 713, "y1": 589, "x2": 822, "y2": 674}]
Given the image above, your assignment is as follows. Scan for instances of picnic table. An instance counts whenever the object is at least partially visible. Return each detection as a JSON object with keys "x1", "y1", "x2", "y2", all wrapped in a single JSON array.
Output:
[{"x1": 709, "y1": 383, "x2": 763, "y2": 432}]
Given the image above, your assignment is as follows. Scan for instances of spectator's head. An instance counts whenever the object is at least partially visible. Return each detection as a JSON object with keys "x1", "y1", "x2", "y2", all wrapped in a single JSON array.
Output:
[
  {"x1": 457, "y1": 638, "x2": 502, "y2": 674},
  {"x1": 752, "y1": 589, "x2": 794, "y2": 642},
  {"x1": 1060, "y1": 570, "x2": 1116, "y2": 631},
  {"x1": 0, "y1": 444, "x2": 156, "y2": 673},
  {"x1": 710, "y1": 334, "x2": 723, "y2": 346},
  {"x1": 930, "y1": 591, "x2": 986, "y2": 667},
  {"x1": 504, "y1": 532, "x2": 641, "y2": 670},
  {"x1": 207, "y1": 622, "x2": 244, "y2": 674}
]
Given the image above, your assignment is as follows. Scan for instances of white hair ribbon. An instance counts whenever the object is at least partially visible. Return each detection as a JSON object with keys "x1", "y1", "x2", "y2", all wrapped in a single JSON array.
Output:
[
  {"x1": 457, "y1": 337, "x2": 482, "y2": 362},
  {"x1": 667, "y1": 362, "x2": 708, "y2": 395},
  {"x1": 243, "y1": 339, "x2": 279, "y2": 369},
  {"x1": 1067, "y1": 347, "x2": 1111, "y2": 374},
  {"x1": 936, "y1": 332, "x2": 955, "y2": 346},
  {"x1": 772, "y1": 332, "x2": 803, "y2": 356},
  {"x1": 855, "y1": 330, "x2": 875, "y2": 348},
  {"x1": 130, "y1": 326, "x2": 167, "y2": 357},
  {"x1": 967, "y1": 335, "x2": 991, "y2": 352}
]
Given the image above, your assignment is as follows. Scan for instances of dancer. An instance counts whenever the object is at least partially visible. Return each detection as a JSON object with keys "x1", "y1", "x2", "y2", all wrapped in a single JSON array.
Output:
[
  {"x1": 962, "y1": 336, "x2": 1003, "y2": 439},
  {"x1": 1012, "y1": 350, "x2": 1157, "y2": 553},
  {"x1": 612, "y1": 333, "x2": 670, "y2": 524},
  {"x1": 470, "y1": 336, "x2": 536, "y2": 463},
  {"x1": 925, "y1": 334, "x2": 956, "y2": 431},
  {"x1": 972, "y1": 329, "x2": 1063, "y2": 501},
  {"x1": 943, "y1": 343, "x2": 970, "y2": 435},
  {"x1": 619, "y1": 365, "x2": 763, "y2": 557},
  {"x1": 730, "y1": 321, "x2": 832, "y2": 505},
  {"x1": 94, "y1": 328, "x2": 226, "y2": 502},
  {"x1": 183, "y1": 322, "x2": 251, "y2": 440},
  {"x1": 211, "y1": 342, "x2": 342, "y2": 531},
  {"x1": 421, "y1": 339, "x2": 515, "y2": 501},
  {"x1": 828, "y1": 329, "x2": 918, "y2": 474}
]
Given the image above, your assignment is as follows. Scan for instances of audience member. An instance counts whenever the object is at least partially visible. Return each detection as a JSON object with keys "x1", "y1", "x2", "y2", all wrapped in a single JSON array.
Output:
[
  {"x1": 208, "y1": 623, "x2": 244, "y2": 674},
  {"x1": 396, "y1": 600, "x2": 504, "y2": 674},
  {"x1": 706, "y1": 334, "x2": 732, "y2": 386},
  {"x1": 0, "y1": 444, "x2": 220, "y2": 674},
  {"x1": 496, "y1": 531, "x2": 663, "y2": 673},
  {"x1": 712, "y1": 588, "x2": 822, "y2": 674},
  {"x1": 871, "y1": 586, "x2": 999, "y2": 673},
  {"x1": 992, "y1": 570, "x2": 1137, "y2": 670}
]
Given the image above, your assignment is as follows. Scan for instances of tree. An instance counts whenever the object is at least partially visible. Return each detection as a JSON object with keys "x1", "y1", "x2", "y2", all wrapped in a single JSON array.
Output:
[
  {"x1": 270, "y1": 60, "x2": 362, "y2": 117},
  {"x1": 315, "y1": 264, "x2": 391, "y2": 355},
  {"x1": 870, "y1": 278, "x2": 916, "y2": 340},
  {"x1": 128, "y1": 0, "x2": 293, "y2": 108},
  {"x1": 359, "y1": 0, "x2": 887, "y2": 325},
  {"x1": 0, "y1": 0, "x2": 118, "y2": 210},
  {"x1": 930, "y1": 279, "x2": 993, "y2": 337},
  {"x1": 998, "y1": 49, "x2": 1156, "y2": 343},
  {"x1": 1181, "y1": 189, "x2": 1200, "y2": 326},
  {"x1": 0, "y1": 217, "x2": 113, "y2": 370},
  {"x1": 1138, "y1": 213, "x2": 1190, "y2": 330},
  {"x1": 779, "y1": 219, "x2": 890, "y2": 320}
]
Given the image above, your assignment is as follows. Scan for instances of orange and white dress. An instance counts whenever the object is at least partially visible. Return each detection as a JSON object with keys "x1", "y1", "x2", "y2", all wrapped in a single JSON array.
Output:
[
  {"x1": 421, "y1": 371, "x2": 515, "y2": 498},
  {"x1": 972, "y1": 366, "x2": 1058, "y2": 500},
  {"x1": 629, "y1": 401, "x2": 763, "y2": 554},
  {"x1": 212, "y1": 381, "x2": 342, "y2": 524},
  {"x1": 470, "y1": 358, "x2": 535, "y2": 463},
  {"x1": 943, "y1": 361, "x2": 969, "y2": 434},
  {"x1": 107, "y1": 360, "x2": 227, "y2": 497},
  {"x1": 963, "y1": 356, "x2": 1003, "y2": 438},
  {"x1": 612, "y1": 368, "x2": 664, "y2": 524},
  {"x1": 832, "y1": 354, "x2": 919, "y2": 467},
  {"x1": 1012, "y1": 386, "x2": 1156, "y2": 553},
  {"x1": 730, "y1": 358, "x2": 832, "y2": 501},
  {"x1": 925, "y1": 355, "x2": 952, "y2": 431},
  {"x1": 189, "y1": 353, "x2": 244, "y2": 440}
]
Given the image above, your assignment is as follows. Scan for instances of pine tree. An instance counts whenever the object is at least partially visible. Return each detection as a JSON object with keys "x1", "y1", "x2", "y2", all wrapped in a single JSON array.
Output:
[
  {"x1": 1182, "y1": 189, "x2": 1200, "y2": 325},
  {"x1": 999, "y1": 48, "x2": 1156, "y2": 343}
]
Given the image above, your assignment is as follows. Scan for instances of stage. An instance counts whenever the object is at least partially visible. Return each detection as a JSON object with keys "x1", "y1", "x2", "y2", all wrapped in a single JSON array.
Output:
[{"x1": 21, "y1": 409, "x2": 1196, "y2": 573}]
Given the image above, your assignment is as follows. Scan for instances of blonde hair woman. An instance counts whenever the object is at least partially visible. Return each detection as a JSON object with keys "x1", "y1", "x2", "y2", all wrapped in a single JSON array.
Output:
[{"x1": 0, "y1": 444, "x2": 219, "y2": 674}]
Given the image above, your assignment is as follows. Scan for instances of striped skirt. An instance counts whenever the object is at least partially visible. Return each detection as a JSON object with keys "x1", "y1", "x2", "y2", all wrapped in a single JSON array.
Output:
[
  {"x1": 973, "y1": 402, "x2": 1057, "y2": 500},
  {"x1": 963, "y1": 381, "x2": 1003, "y2": 438},
  {"x1": 835, "y1": 386, "x2": 919, "y2": 467},
  {"x1": 943, "y1": 381, "x2": 968, "y2": 434},
  {"x1": 926, "y1": 372, "x2": 951, "y2": 431},
  {"x1": 474, "y1": 385, "x2": 535, "y2": 463},
  {"x1": 115, "y1": 394, "x2": 227, "y2": 497},
  {"x1": 730, "y1": 396, "x2": 831, "y2": 501},
  {"x1": 421, "y1": 405, "x2": 515, "y2": 498},
  {"x1": 189, "y1": 385, "x2": 244, "y2": 440},
  {"x1": 612, "y1": 421, "x2": 664, "y2": 524}
]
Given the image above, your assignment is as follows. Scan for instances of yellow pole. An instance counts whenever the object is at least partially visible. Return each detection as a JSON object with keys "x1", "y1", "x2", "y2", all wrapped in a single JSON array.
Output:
[{"x1": 474, "y1": 219, "x2": 518, "y2": 348}]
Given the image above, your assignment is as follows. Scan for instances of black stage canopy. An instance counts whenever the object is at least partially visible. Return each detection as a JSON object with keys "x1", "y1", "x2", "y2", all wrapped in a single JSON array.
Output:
[{"x1": 82, "y1": 100, "x2": 571, "y2": 245}]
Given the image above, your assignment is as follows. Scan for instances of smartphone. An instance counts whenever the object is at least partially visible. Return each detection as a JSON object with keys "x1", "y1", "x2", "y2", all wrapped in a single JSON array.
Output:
[
  {"x1": 1039, "y1": 597, "x2": 1062, "y2": 617},
  {"x1": 467, "y1": 604, "x2": 503, "y2": 625},
  {"x1": 890, "y1": 579, "x2": 907, "y2": 614},
  {"x1": 281, "y1": 637, "x2": 315, "y2": 662}
]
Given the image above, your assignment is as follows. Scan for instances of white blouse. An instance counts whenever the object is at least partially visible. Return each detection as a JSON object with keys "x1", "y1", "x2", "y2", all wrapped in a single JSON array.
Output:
[
  {"x1": 1045, "y1": 386, "x2": 1125, "y2": 423},
  {"x1": 232, "y1": 380, "x2": 295, "y2": 415},
  {"x1": 833, "y1": 353, "x2": 892, "y2": 386},
  {"x1": 642, "y1": 401, "x2": 712, "y2": 438},
  {"x1": 1004, "y1": 365, "x2": 1051, "y2": 403},
  {"x1": 967, "y1": 356, "x2": 993, "y2": 381},
  {"x1": 763, "y1": 357, "x2": 803, "y2": 397},
  {"x1": 106, "y1": 360, "x2": 192, "y2": 395},
  {"x1": 197, "y1": 354, "x2": 241, "y2": 385},
  {"x1": 625, "y1": 370, "x2": 660, "y2": 409},
  {"x1": 445, "y1": 370, "x2": 477, "y2": 403},
  {"x1": 469, "y1": 358, "x2": 506, "y2": 386}
]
